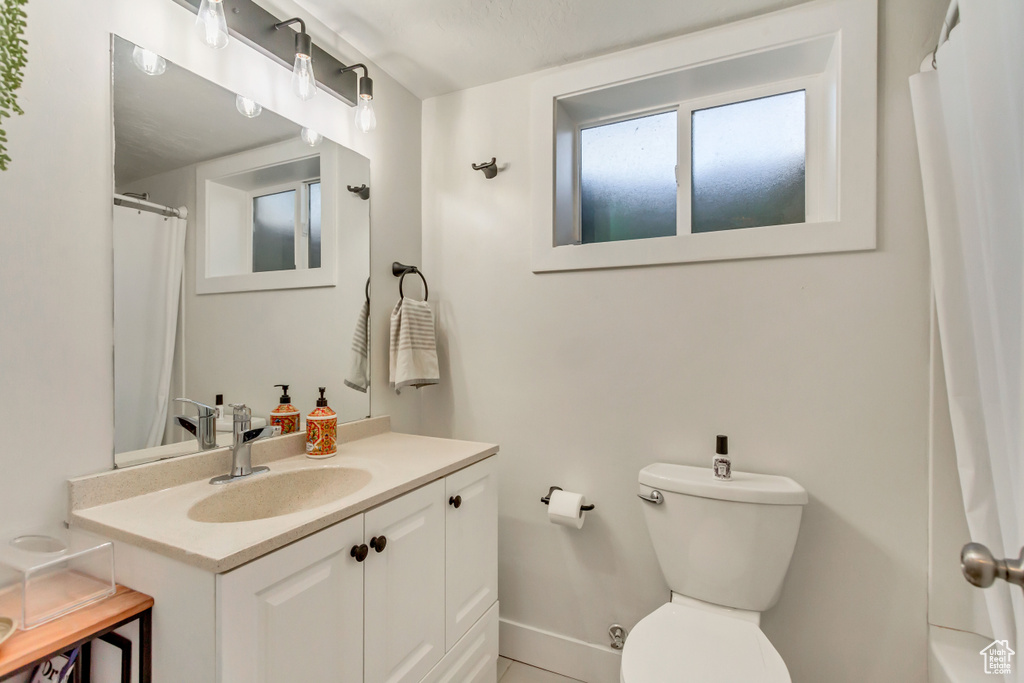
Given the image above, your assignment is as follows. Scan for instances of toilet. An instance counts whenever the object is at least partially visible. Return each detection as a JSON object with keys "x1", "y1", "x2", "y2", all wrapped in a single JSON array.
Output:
[{"x1": 622, "y1": 463, "x2": 808, "y2": 682}]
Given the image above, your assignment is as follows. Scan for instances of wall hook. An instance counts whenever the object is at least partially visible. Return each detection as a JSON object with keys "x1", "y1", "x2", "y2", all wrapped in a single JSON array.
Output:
[
  {"x1": 472, "y1": 158, "x2": 499, "y2": 179},
  {"x1": 347, "y1": 184, "x2": 370, "y2": 200}
]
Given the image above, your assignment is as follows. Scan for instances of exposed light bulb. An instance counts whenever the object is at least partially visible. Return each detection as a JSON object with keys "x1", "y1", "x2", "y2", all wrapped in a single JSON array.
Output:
[
  {"x1": 235, "y1": 95, "x2": 262, "y2": 118},
  {"x1": 196, "y1": 0, "x2": 229, "y2": 49},
  {"x1": 300, "y1": 127, "x2": 323, "y2": 147},
  {"x1": 292, "y1": 54, "x2": 317, "y2": 101},
  {"x1": 131, "y1": 46, "x2": 166, "y2": 76},
  {"x1": 355, "y1": 96, "x2": 377, "y2": 133}
]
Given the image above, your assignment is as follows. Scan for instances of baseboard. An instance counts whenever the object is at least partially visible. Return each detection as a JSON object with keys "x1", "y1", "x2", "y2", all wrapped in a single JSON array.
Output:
[{"x1": 499, "y1": 618, "x2": 621, "y2": 683}]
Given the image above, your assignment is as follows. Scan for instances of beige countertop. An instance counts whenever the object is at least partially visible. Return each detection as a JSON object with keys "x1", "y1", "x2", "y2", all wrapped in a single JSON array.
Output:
[{"x1": 68, "y1": 417, "x2": 497, "y2": 573}]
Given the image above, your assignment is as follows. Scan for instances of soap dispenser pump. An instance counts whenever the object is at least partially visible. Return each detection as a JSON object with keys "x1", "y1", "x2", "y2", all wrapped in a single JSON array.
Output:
[
  {"x1": 269, "y1": 384, "x2": 300, "y2": 435},
  {"x1": 713, "y1": 434, "x2": 732, "y2": 481},
  {"x1": 306, "y1": 387, "x2": 337, "y2": 458}
]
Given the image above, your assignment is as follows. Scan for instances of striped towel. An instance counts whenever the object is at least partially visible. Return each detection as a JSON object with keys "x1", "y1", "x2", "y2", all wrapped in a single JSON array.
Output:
[
  {"x1": 389, "y1": 297, "x2": 439, "y2": 392},
  {"x1": 344, "y1": 300, "x2": 370, "y2": 393}
]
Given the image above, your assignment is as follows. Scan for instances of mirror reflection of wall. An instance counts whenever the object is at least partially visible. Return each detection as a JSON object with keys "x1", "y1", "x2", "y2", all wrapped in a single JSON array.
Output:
[{"x1": 111, "y1": 36, "x2": 370, "y2": 468}]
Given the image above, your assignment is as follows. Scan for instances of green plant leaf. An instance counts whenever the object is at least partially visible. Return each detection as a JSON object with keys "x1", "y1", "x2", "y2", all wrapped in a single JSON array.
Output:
[{"x1": 0, "y1": 0, "x2": 29, "y2": 171}]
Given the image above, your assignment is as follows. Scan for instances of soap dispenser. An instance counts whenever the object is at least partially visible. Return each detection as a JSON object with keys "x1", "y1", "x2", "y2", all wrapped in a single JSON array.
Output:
[
  {"x1": 269, "y1": 385, "x2": 300, "y2": 434},
  {"x1": 306, "y1": 387, "x2": 337, "y2": 458},
  {"x1": 713, "y1": 434, "x2": 732, "y2": 481}
]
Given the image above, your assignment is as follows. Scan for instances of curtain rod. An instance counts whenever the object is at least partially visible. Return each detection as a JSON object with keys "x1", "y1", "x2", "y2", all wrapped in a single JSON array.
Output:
[{"x1": 113, "y1": 194, "x2": 187, "y2": 219}]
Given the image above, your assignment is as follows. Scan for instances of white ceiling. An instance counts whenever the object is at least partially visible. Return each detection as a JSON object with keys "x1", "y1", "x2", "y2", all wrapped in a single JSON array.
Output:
[
  {"x1": 113, "y1": 36, "x2": 299, "y2": 187},
  {"x1": 294, "y1": 0, "x2": 808, "y2": 99}
]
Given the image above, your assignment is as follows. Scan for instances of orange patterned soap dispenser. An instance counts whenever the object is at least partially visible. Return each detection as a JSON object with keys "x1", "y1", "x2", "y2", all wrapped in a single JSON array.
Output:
[
  {"x1": 306, "y1": 387, "x2": 337, "y2": 458},
  {"x1": 269, "y1": 384, "x2": 300, "y2": 435}
]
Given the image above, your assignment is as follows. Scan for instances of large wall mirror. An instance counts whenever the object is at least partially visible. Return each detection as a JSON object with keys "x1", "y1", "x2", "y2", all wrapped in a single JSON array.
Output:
[{"x1": 111, "y1": 35, "x2": 370, "y2": 467}]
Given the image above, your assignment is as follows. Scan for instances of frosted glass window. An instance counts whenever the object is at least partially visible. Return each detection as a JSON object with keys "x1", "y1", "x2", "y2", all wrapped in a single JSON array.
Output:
[
  {"x1": 308, "y1": 181, "x2": 321, "y2": 269},
  {"x1": 580, "y1": 111, "x2": 677, "y2": 244},
  {"x1": 252, "y1": 190, "x2": 296, "y2": 272},
  {"x1": 691, "y1": 90, "x2": 806, "y2": 233}
]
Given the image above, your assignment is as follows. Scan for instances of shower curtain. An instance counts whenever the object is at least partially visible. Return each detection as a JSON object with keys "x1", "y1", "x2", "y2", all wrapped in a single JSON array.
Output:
[
  {"x1": 113, "y1": 205, "x2": 187, "y2": 454},
  {"x1": 910, "y1": 0, "x2": 1023, "y2": 678}
]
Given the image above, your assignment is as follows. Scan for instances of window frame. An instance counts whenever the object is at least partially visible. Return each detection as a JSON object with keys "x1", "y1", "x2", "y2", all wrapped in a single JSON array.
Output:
[
  {"x1": 195, "y1": 137, "x2": 340, "y2": 294},
  {"x1": 530, "y1": 0, "x2": 876, "y2": 272}
]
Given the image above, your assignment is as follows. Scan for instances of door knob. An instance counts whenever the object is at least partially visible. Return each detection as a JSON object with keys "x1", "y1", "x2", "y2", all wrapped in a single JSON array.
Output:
[
  {"x1": 961, "y1": 543, "x2": 1024, "y2": 590},
  {"x1": 449, "y1": 495, "x2": 462, "y2": 508},
  {"x1": 370, "y1": 535, "x2": 387, "y2": 553},
  {"x1": 350, "y1": 544, "x2": 368, "y2": 562}
]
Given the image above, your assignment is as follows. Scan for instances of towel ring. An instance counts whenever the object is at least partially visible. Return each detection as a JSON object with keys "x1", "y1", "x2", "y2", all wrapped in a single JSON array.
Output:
[{"x1": 399, "y1": 269, "x2": 428, "y2": 301}]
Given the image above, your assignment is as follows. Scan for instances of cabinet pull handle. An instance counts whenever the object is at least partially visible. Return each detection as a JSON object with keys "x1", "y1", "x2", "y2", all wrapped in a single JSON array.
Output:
[
  {"x1": 449, "y1": 495, "x2": 462, "y2": 509},
  {"x1": 350, "y1": 544, "x2": 369, "y2": 562},
  {"x1": 370, "y1": 536, "x2": 387, "y2": 553}
]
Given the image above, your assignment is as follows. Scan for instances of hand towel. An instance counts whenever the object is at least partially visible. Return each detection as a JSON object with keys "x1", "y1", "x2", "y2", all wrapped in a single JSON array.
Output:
[
  {"x1": 344, "y1": 300, "x2": 370, "y2": 393},
  {"x1": 389, "y1": 297, "x2": 439, "y2": 392}
]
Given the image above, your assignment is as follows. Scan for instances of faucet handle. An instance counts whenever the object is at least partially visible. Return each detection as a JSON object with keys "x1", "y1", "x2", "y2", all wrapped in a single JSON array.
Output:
[
  {"x1": 228, "y1": 403, "x2": 252, "y2": 420},
  {"x1": 174, "y1": 398, "x2": 216, "y2": 418}
]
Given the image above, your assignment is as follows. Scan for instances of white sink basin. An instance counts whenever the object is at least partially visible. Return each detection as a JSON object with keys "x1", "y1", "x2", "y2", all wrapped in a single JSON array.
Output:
[{"x1": 188, "y1": 467, "x2": 372, "y2": 523}]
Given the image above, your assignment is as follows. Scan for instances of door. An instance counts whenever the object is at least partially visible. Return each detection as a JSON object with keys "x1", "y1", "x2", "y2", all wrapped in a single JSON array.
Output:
[
  {"x1": 217, "y1": 515, "x2": 365, "y2": 683},
  {"x1": 445, "y1": 457, "x2": 498, "y2": 649},
  {"x1": 364, "y1": 479, "x2": 446, "y2": 683}
]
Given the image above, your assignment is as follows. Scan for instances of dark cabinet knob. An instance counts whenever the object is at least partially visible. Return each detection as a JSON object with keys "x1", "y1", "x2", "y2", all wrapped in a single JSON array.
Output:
[
  {"x1": 449, "y1": 495, "x2": 462, "y2": 509},
  {"x1": 370, "y1": 535, "x2": 387, "y2": 553},
  {"x1": 350, "y1": 544, "x2": 368, "y2": 562}
]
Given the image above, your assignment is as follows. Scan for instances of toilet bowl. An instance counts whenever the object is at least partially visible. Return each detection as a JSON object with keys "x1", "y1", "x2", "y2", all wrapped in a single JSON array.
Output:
[
  {"x1": 620, "y1": 599, "x2": 790, "y2": 682},
  {"x1": 623, "y1": 463, "x2": 807, "y2": 682}
]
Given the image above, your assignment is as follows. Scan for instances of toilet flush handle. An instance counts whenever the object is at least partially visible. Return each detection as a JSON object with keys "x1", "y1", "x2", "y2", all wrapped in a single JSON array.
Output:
[{"x1": 637, "y1": 490, "x2": 663, "y2": 504}]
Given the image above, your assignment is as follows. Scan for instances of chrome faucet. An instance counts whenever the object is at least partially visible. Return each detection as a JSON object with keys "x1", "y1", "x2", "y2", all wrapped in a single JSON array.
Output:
[
  {"x1": 174, "y1": 398, "x2": 218, "y2": 451},
  {"x1": 210, "y1": 403, "x2": 276, "y2": 485}
]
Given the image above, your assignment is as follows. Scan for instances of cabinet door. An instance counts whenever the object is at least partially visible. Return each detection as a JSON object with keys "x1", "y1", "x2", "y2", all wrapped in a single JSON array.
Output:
[
  {"x1": 217, "y1": 515, "x2": 365, "y2": 683},
  {"x1": 421, "y1": 602, "x2": 499, "y2": 683},
  {"x1": 364, "y1": 479, "x2": 446, "y2": 683},
  {"x1": 445, "y1": 457, "x2": 498, "y2": 649}
]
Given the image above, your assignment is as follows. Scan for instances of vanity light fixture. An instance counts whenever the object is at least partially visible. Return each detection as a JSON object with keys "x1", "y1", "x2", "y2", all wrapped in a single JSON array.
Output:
[
  {"x1": 235, "y1": 95, "x2": 262, "y2": 118},
  {"x1": 131, "y1": 46, "x2": 167, "y2": 76},
  {"x1": 275, "y1": 18, "x2": 316, "y2": 101},
  {"x1": 196, "y1": 0, "x2": 230, "y2": 49},
  {"x1": 300, "y1": 127, "x2": 323, "y2": 147},
  {"x1": 340, "y1": 64, "x2": 376, "y2": 132}
]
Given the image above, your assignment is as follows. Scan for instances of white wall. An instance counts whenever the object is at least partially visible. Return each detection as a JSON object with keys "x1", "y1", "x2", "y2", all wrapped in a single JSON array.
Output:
[
  {"x1": 420, "y1": 1, "x2": 947, "y2": 682},
  {"x1": 0, "y1": 0, "x2": 421, "y2": 538}
]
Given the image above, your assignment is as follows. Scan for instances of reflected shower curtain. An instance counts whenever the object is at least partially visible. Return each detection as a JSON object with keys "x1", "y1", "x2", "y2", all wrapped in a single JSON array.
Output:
[
  {"x1": 113, "y1": 205, "x2": 187, "y2": 454},
  {"x1": 910, "y1": 0, "x2": 1024, "y2": 678}
]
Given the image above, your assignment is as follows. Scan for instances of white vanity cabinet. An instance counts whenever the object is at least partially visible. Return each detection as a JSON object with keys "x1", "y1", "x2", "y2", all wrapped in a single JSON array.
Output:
[{"x1": 215, "y1": 457, "x2": 497, "y2": 683}]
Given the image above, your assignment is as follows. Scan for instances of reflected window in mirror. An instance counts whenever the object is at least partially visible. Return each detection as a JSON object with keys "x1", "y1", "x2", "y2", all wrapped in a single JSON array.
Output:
[{"x1": 250, "y1": 176, "x2": 322, "y2": 274}]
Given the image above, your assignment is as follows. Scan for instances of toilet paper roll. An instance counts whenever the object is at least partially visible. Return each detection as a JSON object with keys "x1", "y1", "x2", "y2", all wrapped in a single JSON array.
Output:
[{"x1": 548, "y1": 489, "x2": 587, "y2": 529}]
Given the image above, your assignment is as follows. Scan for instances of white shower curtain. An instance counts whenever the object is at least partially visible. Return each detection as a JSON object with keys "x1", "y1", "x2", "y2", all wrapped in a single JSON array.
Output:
[
  {"x1": 910, "y1": 0, "x2": 1024, "y2": 678},
  {"x1": 113, "y1": 205, "x2": 187, "y2": 454}
]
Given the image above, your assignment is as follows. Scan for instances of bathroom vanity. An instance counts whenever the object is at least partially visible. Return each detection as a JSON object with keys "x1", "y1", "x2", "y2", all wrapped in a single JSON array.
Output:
[{"x1": 67, "y1": 417, "x2": 498, "y2": 683}]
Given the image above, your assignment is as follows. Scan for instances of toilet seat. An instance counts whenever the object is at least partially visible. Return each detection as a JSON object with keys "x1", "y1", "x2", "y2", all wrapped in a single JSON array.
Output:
[{"x1": 620, "y1": 603, "x2": 791, "y2": 683}]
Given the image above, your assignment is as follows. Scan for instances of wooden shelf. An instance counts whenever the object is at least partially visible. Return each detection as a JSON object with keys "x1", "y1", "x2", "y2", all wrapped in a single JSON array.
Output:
[{"x1": 0, "y1": 585, "x2": 152, "y2": 679}]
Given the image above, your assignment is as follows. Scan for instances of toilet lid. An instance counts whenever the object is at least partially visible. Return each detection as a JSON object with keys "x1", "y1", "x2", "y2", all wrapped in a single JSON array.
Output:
[{"x1": 621, "y1": 603, "x2": 791, "y2": 683}]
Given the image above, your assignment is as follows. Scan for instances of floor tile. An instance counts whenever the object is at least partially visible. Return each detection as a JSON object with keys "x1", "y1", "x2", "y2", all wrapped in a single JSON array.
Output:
[{"x1": 500, "y1": 660, "x2": 585, "y2": 683}]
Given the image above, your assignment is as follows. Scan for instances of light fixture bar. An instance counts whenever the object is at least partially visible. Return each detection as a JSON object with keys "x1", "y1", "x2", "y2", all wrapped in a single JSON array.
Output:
[{"x1": 168, "y1": 0, "x2": 358, "y2": 105}]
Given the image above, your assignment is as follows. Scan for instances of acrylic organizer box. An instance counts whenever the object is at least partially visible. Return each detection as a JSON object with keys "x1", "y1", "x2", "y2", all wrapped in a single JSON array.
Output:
[{"x1": 0, "y1": 532, "x2": 115, "y2": 630}]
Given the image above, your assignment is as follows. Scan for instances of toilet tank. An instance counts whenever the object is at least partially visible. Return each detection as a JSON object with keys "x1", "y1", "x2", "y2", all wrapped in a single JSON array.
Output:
[{"x1": 638, "y1": 463, "x2": 808, "y2": 612}]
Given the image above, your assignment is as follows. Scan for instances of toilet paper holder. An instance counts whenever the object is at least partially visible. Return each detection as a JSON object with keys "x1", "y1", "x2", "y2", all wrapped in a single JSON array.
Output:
[{"x1": 541, "y1": 486, "x2": 595, "y2": 512}]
